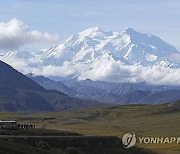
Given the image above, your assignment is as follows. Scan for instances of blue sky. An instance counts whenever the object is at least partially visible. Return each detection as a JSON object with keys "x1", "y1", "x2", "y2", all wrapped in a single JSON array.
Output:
[{"x1": 0, "y1": 0, "x2": 180, "y2": 51}]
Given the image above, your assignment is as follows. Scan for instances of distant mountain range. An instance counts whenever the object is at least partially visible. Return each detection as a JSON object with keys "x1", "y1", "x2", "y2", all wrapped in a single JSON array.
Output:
[
  {"x1": 0, "y1": 60, "x2": 101, "y2": 112},
  {"x1": 0, "y1": 58, "x2": 179, "y2": 113},
  {"x1": 0, "y1": 27, "x2": 180, "y2": 110},
  {"x1": 1, "y1": 27, "x2": 180, "y2": 84},
  {"x1": 28, "y1": 74, "x2": 180, "y2": 104}
]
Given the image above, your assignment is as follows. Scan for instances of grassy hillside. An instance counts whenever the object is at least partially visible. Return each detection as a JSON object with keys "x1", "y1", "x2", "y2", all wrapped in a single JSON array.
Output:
[{"x1": 0, "y1": 101, "x2": 179, "y2": 153}]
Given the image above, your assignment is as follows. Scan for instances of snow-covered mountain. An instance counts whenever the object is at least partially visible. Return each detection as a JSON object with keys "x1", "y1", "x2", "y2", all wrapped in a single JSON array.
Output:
[
  {"x1": 3, "y1": 50, "x2": 34, "y2": 59},
  {"x1": 37, "y1": 27, "x2": 179, "y2": 67},
  {"x1": 0, "y1": 27, "x2": 180, "y2": 85}
]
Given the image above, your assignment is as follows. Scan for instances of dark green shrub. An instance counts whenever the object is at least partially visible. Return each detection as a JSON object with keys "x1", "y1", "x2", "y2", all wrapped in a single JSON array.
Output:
[
  {"x1": 36, "y1": 140, "x2": 51, "y2": 150},
  {"x1": 66, "y1": 147, "x2": 82, "y2": 154}
]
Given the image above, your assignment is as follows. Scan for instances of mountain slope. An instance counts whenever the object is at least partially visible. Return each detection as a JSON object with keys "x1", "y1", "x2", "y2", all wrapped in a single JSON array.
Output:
[
  {"x1": 65, "y1": 79, "x2": 180, "y2": 104},
  {"x1": 0, "y1": 60, "x2": 45, "y2": 92},
  {"x1": 26, "y1": 74, "x2": 79, "y2": 97},
  {"x1": 0, "y1": 61, "x2": 101, "y2": 112},
  {"x1": 0, "y1": 85, "x2": 54, "y2": 112},
  {"x1": 137, "y1": 90, "x2": 180, "y2": 104}
]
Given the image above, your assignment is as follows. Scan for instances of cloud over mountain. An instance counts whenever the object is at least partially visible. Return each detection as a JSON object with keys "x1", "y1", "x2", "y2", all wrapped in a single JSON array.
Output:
[
  {"x1": 1, "y1": 27, "x2": 180, "y2": 85},
  {"x1": 0, "y1": 18, "x2": 59, "y2": 50}
]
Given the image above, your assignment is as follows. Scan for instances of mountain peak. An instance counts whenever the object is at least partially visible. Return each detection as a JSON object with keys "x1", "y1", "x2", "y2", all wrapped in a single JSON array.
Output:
[
  {"x1": 73, "y1": 27, "x2": 117, "y2": 43},
  {"x1": 79, "y1": 27, "x2": 100, "y2": 36},
  {"x1": 122, "y1": 27, "x2": 137, "y2": 35},
  {"x1": 3, "y1": 50, "x2": 33, "y2": 59},
  {"x1": 86, "y1": 27, "x2": 100, "y2": 31}
]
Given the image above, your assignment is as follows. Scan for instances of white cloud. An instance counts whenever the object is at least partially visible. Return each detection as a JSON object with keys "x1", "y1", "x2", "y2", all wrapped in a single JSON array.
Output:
[
  {"x1": 78, "y1": 61, "x2": 180, "y2": 85},
  {"x1": 0, "y1": 18, "x2": 59, "y2": 50},
  {"x1": 1, "y1": 55, "x2": 180, "y2": 86}
]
